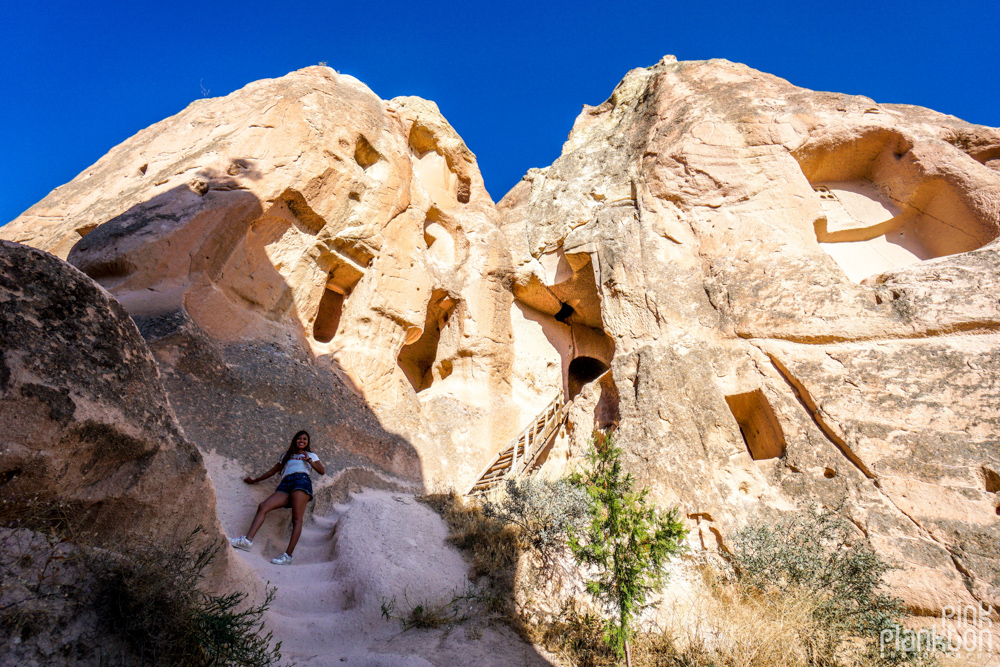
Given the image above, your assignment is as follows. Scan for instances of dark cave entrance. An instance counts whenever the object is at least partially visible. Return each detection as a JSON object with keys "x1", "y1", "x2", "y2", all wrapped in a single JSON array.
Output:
[
  {"x1": 312, "y1": 261, "x2": 362, "y2": 344},
  {"x1": 568, "y1": 356, "x2": 610, "y2": 399}
]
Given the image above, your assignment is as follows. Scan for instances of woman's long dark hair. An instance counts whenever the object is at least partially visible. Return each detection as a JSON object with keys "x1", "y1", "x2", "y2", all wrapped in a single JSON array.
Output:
[{"x1": 280, "y1": 430, "x2": 312, "y2": 468}]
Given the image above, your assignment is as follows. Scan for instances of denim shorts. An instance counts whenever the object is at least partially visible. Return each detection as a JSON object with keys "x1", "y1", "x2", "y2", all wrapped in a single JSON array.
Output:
[{"x1": 275, "y1": 472, "x2": 313, "y2": 500}]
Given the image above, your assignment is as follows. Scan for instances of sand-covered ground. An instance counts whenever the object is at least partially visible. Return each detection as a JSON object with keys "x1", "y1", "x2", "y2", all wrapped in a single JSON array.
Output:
[{"x1": 205, "y1": 452, "x2": 555, "y2": 666}]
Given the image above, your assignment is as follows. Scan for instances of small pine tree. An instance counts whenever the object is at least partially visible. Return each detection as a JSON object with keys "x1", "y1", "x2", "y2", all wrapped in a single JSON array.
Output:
[{"x1": 569, "y1": 433, "x2": 688, "y2": 667}]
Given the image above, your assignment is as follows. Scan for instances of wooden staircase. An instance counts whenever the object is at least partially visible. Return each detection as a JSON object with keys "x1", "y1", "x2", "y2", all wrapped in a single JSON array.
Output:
[{"x1": 465, "y1": 393, "x2": 568, "y2": 496}]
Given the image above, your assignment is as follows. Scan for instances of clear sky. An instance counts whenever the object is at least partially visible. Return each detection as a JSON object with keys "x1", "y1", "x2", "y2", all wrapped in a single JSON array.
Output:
[{"x1": 2, "y1": 0, "x2": 997, "y2": 225}]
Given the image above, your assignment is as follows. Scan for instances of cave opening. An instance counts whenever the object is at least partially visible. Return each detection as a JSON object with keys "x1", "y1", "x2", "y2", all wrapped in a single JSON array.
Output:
[
  {"x1": 983, "y1": 466, "x2": 1000, "y2": 494},
  {"x1": 568, "y1": 356, "x2": 610, "y2": 399},
  {"x1": 725, "y1": 389, "x2": 786, "y2": 461},
  {"x1": 398, "y1": 289, "x2": 455, "y2": 393},
  {"x1": 313, "y1": 289, "x2": 346, "y2": 343},
  {"x1": 793, "y1": 129, "x2": 998, "y2": 282},
  {"x1": 554, "y1": 302, "x2": 575, "y2": 323},
  {"x1": 312, "y1": 261, "x2": 362, "y2": 344}
]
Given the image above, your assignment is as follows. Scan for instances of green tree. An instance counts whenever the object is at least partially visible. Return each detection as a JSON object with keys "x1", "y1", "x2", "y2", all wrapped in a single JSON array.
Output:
[{"x1": 569, "y1": 433, "x2": 688, "y2": 667}]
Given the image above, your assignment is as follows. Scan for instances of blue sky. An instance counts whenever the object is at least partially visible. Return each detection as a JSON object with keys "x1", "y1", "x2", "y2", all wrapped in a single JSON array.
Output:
[{"x1": 2, "y1": 0, "x2": 997, "y2": 225}]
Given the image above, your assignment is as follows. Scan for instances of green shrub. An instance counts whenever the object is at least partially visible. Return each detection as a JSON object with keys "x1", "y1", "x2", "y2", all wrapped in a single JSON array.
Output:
[
  {"x1": 482, "y1": 477, "x2": 590, "y2": 557},
  {"x1": 569, "y1": 434, "x2": 688, "y2": 666},
  {"x1": 726, "y1": 506, "x2": 935, "y2": 666},
  {"x1": 87, "y1": 529, "x2": 282, "y2": 667}
]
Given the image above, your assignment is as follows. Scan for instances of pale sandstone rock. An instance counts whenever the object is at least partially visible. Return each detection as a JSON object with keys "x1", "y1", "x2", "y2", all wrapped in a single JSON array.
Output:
[
  {"x1": 1, "y1": 67, "x2": 531, "y2": 493},
  {"x1": 4, "y1": 58, "x2": 1000, "y2": 621},
  {"x1": 500, "y1": 57, "x2": 1000, "y2": 617}
]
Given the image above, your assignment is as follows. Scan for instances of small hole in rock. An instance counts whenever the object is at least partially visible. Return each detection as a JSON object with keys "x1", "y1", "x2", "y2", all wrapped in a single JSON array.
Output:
[
  {"x1": 75, "y1": 223, "x2": 99, "y2": 238},
  {"x1": 355, "y1": 136, "x2": 380, "y2": 170},
  {"x1": 983, "y1": 467, "x2": 1000, "y2": 493},
  {"x1": 824, "y1": 467, "x2": 837, "y2": 479},
  {"x1": 0, "y1": 468, "x2": 23, "y2": 487},
  {"x1": 554, "y1": 302, "x2": 575, "y2": 323}
]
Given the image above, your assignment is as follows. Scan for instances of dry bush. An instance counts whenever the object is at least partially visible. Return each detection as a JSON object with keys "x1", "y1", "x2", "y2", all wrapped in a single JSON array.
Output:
[
  {"x1": 380, "y1": 588, "x2": 479, "y2": 632},
  {"x1": 85, "y1": 530, "x2": 282, "y2": 667},
  {"x1": 675, "y1": 569, "x2": 829, "y2": 667},
  {"x1": 419, "y1": 491, "x2": 521, "y2": 617},
  {"x1": 0, "y1": 492, "x2": 91, "y2": 660}
]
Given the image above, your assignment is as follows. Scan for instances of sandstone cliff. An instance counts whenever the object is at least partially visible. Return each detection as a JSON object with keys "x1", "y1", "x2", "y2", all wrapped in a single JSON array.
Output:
[
  {"x1": 3, "y1": 57, "x2": 999, "y2": 625},
  {"x1": 500, "y1": 56, "x2": 1000, "y2": 617},
  {"x1": 1, "y1": 66, "x2": 530, "y2": 498}
]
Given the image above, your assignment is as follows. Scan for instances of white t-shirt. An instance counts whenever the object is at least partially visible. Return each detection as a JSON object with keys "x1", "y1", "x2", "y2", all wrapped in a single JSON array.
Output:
[{"x1": 281, "y1": 452, "x2": 319, "y2": 478}]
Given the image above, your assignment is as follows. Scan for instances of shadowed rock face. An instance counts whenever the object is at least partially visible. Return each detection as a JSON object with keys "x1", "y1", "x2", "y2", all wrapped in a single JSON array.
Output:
[
  {"x1": 3, "y1": 58, "x2": 1000, "y2": 617},
  {"x1": 0, "y1": 240, "x2": 223, "y2": 545},
  {"x1": 501, "y1": 56, "x2": 1000, "y2": 617}
]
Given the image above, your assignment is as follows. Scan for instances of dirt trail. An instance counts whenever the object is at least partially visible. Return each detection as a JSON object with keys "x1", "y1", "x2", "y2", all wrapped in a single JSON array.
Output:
[{"x1": 203, "y1": 452, "x2": 554, "y2": 666}]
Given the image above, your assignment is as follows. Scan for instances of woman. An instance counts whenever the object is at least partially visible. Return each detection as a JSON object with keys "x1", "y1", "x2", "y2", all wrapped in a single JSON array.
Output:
[{"x1": 229, "y1": 430, "x2": 325, "y2": 565}]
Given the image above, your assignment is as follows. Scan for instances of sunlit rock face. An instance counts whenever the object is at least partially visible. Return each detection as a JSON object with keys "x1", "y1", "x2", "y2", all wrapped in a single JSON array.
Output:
[
  {"x1": 0, "y1": 67, "x2": 526, "y2": 492},
  {"x1": 499, "y1": 56, "x2": 1000, "y2": 617},
  {"x1": 4, "y1": 58, "x2": 1000, "y2": 618}
]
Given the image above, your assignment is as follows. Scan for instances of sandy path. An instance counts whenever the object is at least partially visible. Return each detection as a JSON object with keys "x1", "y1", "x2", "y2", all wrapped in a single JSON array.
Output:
[{"x1": 203, "y1": 452, "x2": 555, "y2": 666}]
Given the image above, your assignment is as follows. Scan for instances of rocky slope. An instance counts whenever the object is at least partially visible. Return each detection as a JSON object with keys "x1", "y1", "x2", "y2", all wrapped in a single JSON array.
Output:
[
  {"x1": 3, "y1": 57, "x2": 999, "y2": 628},
  {"x1": 0, "y1": 239, "x2": 260, "y2": 664}
]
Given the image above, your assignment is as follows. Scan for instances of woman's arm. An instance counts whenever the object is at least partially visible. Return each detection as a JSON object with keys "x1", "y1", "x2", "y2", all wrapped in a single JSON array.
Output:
[
  {"x1": 309, "y1": 455, "x2": 325, "y2": 475},
  {"x1": 244, "y1": 463, "x2": 282, "y2": 485}
]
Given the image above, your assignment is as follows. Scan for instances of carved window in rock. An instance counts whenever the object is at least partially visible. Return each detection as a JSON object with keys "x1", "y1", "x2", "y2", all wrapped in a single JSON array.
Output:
[
  {"x1": 312, "y1": 262, "x2": 362, "y2": 344},
  {"x1": 398, "y1": 290, "x2": 456, "y2": 393},
  {"x1": 725, "y1": 389, "x2": 786, "y2": 461}
]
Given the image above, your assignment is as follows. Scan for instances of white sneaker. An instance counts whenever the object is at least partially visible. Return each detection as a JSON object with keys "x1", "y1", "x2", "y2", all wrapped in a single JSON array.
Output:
[
  {"x1": 230, "y1": 536, "x2": 253, "y2": 551},
  {"x1": 271, "y1": 552, "x2": 293, "y2": 565}
]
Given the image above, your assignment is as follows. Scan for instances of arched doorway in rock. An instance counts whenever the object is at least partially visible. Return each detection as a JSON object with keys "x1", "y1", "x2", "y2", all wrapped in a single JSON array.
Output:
[
  {"x1": 511, "y1": 248, "x2": 617, "y2": 402},
  {"x1": 568, "y1": 356, "x2": 610, "y2": 399}
]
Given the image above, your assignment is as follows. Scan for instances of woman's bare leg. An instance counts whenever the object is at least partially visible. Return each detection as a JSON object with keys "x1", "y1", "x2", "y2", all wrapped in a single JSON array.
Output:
[
  {"x1": 285, "y1": 491, "x2": 310, "y2": 556},
  {"x1": 246, "y1": 492, "x2": 289, "y2": 541}
]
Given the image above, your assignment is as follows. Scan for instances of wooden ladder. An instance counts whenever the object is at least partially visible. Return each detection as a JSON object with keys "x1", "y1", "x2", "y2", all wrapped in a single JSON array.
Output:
[{"x1": 465, "y1": 393, "x2": 568, "y2": 496}]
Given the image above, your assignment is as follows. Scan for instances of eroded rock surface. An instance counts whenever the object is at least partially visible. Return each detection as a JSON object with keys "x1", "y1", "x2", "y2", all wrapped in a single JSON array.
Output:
[
  {"x1": 501, "y1": 56, "x2": 1000, "y2": 617},
  {"x1": 2, "y1": 67, "x2": 531, "y2": 493},
  {"x1": 0, "y1": 240, "x2": 224, "y2": 543},
  {"x1": 0, "y1": 239, "x2": 253, "y2": 664},
  {"x1": 4, "y1": 58, "x2": 999, "y2": 620}
]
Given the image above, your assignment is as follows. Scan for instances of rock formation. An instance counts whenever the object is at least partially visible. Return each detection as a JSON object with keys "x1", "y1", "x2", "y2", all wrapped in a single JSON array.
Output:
[
  {"x1": 3, "y1": 56, "x2": 999, "y2": 628},
  {"x1": 500, "y1": 56, "x2": 1000, "y2": 617},
  {"x1": 0, "y1": 240, "x2": 224, "y2": 544},
  {"x1": 0, "y1": 239, "x2": 259, "y2": 664},
  {"x1": 1, "y1": 66, "x2": 529, "y2": 496}
]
